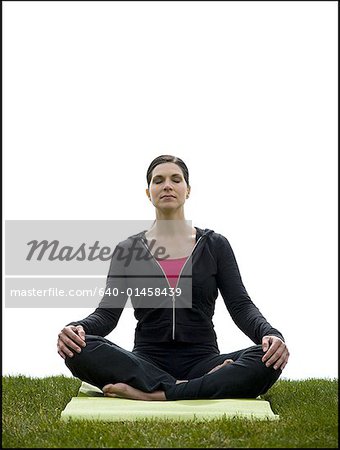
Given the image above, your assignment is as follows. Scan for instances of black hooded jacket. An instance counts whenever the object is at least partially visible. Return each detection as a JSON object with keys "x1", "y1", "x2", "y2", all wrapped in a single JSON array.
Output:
[{"x1": 66, "y1": 227, "x2": 285, "y2": 349}]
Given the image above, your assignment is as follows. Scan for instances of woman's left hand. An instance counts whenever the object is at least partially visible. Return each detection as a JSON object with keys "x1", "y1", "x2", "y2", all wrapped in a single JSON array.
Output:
[{"x1": 261, "y1": 335, "x2": 290, "y2": 371}]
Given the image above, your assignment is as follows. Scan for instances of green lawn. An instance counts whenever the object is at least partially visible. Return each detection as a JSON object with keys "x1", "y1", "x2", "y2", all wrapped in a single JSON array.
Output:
[{"x1": 2, "y1": 376, "x2": 338, "y2": 448}]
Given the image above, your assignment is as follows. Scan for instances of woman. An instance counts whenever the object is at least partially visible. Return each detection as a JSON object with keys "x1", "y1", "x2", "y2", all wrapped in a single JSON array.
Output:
[{"x1": 57, "y1": 155, "x2": 289, "y2": 401}]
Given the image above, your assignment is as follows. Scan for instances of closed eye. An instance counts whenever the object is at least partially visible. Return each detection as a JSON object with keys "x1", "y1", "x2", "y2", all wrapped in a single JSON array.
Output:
[{"x1": 155, "y1": 180, "x2": 181, "y2": 184}]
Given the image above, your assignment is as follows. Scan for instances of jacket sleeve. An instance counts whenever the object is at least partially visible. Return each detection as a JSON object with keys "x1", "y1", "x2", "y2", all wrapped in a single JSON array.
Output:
[
  {"x1": 216, "y1": 234, "x2": 285, "y2": 344},
  {"x1": 65, "y1": 243, "x2": 129, "y2": 337}
]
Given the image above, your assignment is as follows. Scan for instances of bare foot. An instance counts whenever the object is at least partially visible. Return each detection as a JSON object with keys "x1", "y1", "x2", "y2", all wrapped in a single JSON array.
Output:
[
  {"x1": 102, "y1": 382, "x2": 166, "y2": 401},
  {"x1": 207, "y1": 359, "x2": 234, "y2": 375},
  {"x1": 176, "y1": 379, "x2": 188, "y2": 384}
]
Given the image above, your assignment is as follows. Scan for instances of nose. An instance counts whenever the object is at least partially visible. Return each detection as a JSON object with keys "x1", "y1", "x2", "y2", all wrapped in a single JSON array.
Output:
[{"x1": 163, "y1": 180, "x2": 175, "y2": 190}]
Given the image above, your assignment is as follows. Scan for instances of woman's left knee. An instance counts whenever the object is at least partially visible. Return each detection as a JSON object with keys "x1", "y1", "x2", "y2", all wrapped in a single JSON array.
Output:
[{"x1": 251, "y1": 344, "x2": 283, "y2": 380}]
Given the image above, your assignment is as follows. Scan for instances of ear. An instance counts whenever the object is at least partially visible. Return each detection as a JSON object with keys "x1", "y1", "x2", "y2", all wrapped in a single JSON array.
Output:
[{"x1": 146, "y1": 188, "x2": 151, "y2": 200}]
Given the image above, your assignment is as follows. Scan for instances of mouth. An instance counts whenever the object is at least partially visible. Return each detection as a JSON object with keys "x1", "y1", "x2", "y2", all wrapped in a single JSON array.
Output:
[{"x1": 161, "y1": 195, "x2": 176, "y2": 199}]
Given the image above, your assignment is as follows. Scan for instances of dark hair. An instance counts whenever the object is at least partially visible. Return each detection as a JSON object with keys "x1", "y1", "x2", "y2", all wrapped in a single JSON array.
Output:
[{"x1": 146, "y1": 155, "x2": 190, "y2": 188}]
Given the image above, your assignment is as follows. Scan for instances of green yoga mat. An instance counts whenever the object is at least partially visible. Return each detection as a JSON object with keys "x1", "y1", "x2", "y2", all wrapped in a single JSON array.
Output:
[{"x1": 60, "y1": 381, "x2": 279, "y2": 422}]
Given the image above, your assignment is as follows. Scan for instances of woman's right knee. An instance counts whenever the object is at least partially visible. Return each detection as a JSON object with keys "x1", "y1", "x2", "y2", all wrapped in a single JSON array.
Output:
[
  {"x1": 64, "y1": 345, "x2": 88, "y2": 370},
  {"x1": 64, "y1": 334, "x2": 101, "y2": 368},
  {"x1": 64, "y1": 334, "x2": 118, "y2": 366}
]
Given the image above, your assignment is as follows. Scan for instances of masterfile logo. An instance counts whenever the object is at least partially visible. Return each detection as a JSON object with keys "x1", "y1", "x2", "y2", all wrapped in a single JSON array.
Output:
[{"x1": 4, "y1": 219, "x2": 193, "y2": 309}]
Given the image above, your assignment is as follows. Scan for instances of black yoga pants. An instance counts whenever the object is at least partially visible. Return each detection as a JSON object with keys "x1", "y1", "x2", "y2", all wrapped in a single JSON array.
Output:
[{"x1": 65, "y1": 335, "x2": 282, "y2": 400}]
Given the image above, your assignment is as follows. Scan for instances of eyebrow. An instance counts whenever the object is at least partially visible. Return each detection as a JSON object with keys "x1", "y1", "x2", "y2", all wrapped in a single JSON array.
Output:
[{"x1": 152, "y1": 173, "x2": 183, "y2": 178}]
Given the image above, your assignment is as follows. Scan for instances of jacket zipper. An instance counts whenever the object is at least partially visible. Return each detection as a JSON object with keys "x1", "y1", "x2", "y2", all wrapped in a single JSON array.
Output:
[
  {"x1": 140, "y1": 233, "x2": 204, "y2": 340},
  {"x1": 171, "y1": 235, "x2": 203, "y2": 339}
]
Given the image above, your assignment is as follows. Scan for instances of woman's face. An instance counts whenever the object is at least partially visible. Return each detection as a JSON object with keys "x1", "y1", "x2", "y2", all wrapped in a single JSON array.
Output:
[{"x1": 146, "y1": 162, "x2": 190, "y2": 209}]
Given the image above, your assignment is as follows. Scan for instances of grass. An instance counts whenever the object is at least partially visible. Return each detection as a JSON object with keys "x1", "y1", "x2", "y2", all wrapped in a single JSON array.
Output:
[{"x1": 2, "y1": 376, "x2": 338, "y2": 448}]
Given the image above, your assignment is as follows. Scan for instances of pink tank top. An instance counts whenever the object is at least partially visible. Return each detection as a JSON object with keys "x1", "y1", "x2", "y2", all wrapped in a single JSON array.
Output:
[{"x1": 155, "y1": 256, "x2": 188, "y2": 289}]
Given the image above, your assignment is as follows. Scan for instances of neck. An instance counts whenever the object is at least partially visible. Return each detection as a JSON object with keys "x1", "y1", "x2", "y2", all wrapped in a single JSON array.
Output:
[
  {"x1": 155, "y1": 206, "x2": 186, "y2": 221},
  {"x1": 148, "y1": 219, "x2": 193, "y2": 237}
]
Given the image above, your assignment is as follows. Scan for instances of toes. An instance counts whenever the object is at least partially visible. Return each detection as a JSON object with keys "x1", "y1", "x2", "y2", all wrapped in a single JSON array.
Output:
[
  {"x1": 104, "y1": 392, "x2": 118, "y2": 398},
  {"x1": 103, "y1": 383, "x2": 120, "y2": 398},
  {"x1": 223, "y1": 359, "x2": 234, "y2": 365},
  {"x1": 102, "y1": 384, "x2": 114, "y2": 393},
  {"x1": 103, "y1": 382, "x2": 128, "y2": 397}
]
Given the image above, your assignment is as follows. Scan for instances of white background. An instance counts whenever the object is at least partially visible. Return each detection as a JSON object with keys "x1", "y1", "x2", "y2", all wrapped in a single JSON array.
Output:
[{"x1": 3, "y1": 1, "x2": 338, "y2": 381}]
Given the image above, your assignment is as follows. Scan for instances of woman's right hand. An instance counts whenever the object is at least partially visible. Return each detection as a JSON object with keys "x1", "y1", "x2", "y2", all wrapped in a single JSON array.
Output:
[{"x1": 57, "y1": 325, "x2": 86, "y2": 359}]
